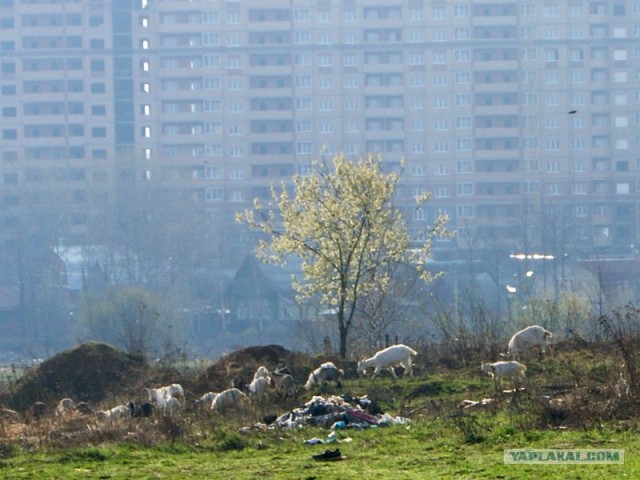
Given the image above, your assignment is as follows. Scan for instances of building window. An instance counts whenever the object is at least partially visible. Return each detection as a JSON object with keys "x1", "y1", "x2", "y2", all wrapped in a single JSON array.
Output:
[
  {"x1": 434, "y1": 140, "x2": 448, "y2": 152},
  {"x1": 547, "y1": 184, "x2": 560, "y2": 195},
  {"x1": 457, "y1": 160, "x2": 473, "y2": 173},
  {"x1": 92, "y1": 127, "x2": 107, "y2": 138},
  {"x1": 456, "y1": 182, "x2": 473, "y2": 196},
  {"x1": 457, "y1": 205, "x2": 474, "y2": 218},
  {"x1": 3, "y1": 129, "x2": 17, "y2": 140}
]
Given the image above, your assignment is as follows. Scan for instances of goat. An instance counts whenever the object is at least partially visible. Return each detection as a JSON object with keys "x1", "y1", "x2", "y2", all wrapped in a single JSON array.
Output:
[
  {"x1": 75, "y1": 401, "x2": 93, "y2": 415},
  {"x1": 96, "y1": 404, "x2": 130, "y2": 423},
  {"x1": 0, "y1": 407, "x2": 21, "y2": 423},
  {"x1": 145, "y1": 383, "x2": 184, "y2": 412},
  {"x1": 357, "y1": 344, "x2": 418, "y2": 378},
  {"x1": 27, "y1": 402, "x2": 49, "y2": 421},
  {"x1": 230, "y1": 374, "x2": 247, "y2": 391},
  {"x1": 211, "y1": 388, "x2": 248, "y2": 413},
  {"x1": 194, "y1": 391, "x2": 217, "y2": 411},
  {"x1": 128, "y1": 401, "x2": 153, "y2": 418},
  {"x1": 146, "y1": 383, "x2": 184, "y2": 402},
  {"x1": 249, "y1": 375, "x2": 270, "y2": 402},
  {"x1": 507, "y1": 325, "x2": 553, "y2": 359},
  {"x1": 55, "y1": 397, "x2": 75, "y2": 417},
  {"x1": 163, "y1": 396, "x2": 181, "y2": 417},
  {"x1": 481, "y1": 361, "x2": 527, "y2": 390},
  {"x1": 270, "y1": 370, "x2": 297, "y2": 400},
  {"x1": 304, "y1": 362, "x2": 344, "y2": 390},
  {"x1": 253, "y1": 365, "x2": 270, "y2": 380}
]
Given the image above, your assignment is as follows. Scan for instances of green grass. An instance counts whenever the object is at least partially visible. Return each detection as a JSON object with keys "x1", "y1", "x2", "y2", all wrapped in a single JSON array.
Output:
[
  {"x1": 1, "y1": 343, "x2": 638, "y2": 478},
  {"x1": 1, "y1": 415, "x2": 638, "y2": 479}
]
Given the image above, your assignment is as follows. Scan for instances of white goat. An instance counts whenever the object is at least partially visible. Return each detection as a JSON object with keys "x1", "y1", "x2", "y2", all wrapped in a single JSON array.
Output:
[
  {"x1": 507, "y1": 325, "x2": 553, "y2": 359},
  {"x1": 163, "y1": 396, "x2": 181, "y2": 416},
  {"x1": 194, "y1": 391, "x2": 217, "y2": 410},
  {"x1": 357, "y1": 344, "x2": 418, "y2": 378},
  {"x1": 249, "y1": 375, "x2": 270, "y2": 402},
  {"x1": 56, "y1": 397, "x2": 75, "y2": 417},
  {"x1": 481, "y1": 361, "x2": 527, "y2": 389},
  {"x1": 210, "y1": 388, "x2": 248, "y2": 413},
  {"x1": 253, "y1": 365, "x2": 270, "y2": 380},
  {"x1": 96, "y1": 404, "x2": 130, "y2": 423},
  {"x1": 146, "y1": 383, "x2": 184, "y2": 403},
  {"x1": 304, "y1": 362, "x2": 344, "y2": 390},
  {"x1": 146, "y1": 383, "x2": 185, "y2": 414}
]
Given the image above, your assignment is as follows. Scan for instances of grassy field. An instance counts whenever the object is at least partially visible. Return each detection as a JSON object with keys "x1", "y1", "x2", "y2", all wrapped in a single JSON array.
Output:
[
  {"x1": 1, "y1": 341, "x2": 638, "y2": 479},
  {"x1": 1, "y1": 415, "x2": 636, "y2": 479}
]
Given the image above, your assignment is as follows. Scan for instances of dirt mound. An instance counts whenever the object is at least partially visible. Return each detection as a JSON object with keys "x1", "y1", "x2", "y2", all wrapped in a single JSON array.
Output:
[
  {"x1": 223, "y1": 345, "x2": 306, "y2": 368},
  {"x1": 194, "y1": 344, "x2": 319, "y2": 393},
  {"x1": 9, "y1": 342, "x2": 147, "y2": 412}
]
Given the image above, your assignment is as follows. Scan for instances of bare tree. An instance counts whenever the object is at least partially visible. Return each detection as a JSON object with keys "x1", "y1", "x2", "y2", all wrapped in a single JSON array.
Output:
[{"x1": 75, "y1": 286, "x2": 179, "y2": 358}]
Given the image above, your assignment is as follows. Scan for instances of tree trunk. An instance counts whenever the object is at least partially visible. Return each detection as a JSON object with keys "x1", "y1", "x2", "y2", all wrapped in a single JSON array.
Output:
[{"x1": 338, "y1": 317, "x2": 348, "y2": 359}]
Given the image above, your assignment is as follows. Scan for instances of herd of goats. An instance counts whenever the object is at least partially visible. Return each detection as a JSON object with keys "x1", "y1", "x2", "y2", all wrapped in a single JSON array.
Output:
[
  {"x1": 20, "y1": 342, "x2": 420, "y2": 424},
  {"x1": 21, "y1": 323, "x2": 617, "y2": 427}
]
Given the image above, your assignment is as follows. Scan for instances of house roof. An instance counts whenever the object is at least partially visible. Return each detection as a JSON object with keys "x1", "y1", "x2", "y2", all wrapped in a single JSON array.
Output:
[{"x1": 224, "y1": 253, "x2": 304, "y2": 301}]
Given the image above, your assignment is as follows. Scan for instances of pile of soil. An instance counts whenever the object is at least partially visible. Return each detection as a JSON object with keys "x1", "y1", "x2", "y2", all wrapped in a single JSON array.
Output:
[
  {"x1": 8, "y1": 342, "x2": 147, "y2": 412},
  {"x1": 193, "y1": 344, "x2": 329, "y2": 393}
]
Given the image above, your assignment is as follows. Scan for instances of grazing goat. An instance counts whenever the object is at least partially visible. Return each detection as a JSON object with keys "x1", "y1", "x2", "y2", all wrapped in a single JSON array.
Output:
[
  {"x1": 194, "y1": 392, "x2": 217, "y2": 410},
  {"x1": 211, "y1": 388, "x2": 248, "y2": 413},
  {"x1": 56, "y1": 397, "x2": 75, "y2": 417},
  {"x1": 481, "y1": 361, "x2": 527, "y2": 390},
  {"x1": 75, "y1": 402, "x2": 93, "y2": 415},
  {"x1": 163, "y1": 396, "x2": 181, "y2": 416},
  {"x1": 270, "y1": 370, "x2": 297, "y2": 400},
  {"x1": 0, "y1": 407, "x2": 21, "y2": 423},
  {"x1": 357, "y1": 344, "x2": 418, "y2": 378},
  {"x1": 128, "y1": 401, "x2": 153, "y2": 418},
  {"x1": 253, "y1": 365, "x2": 270, "y2": 380},
  {"x1": 230, "y1": 374, "x2": 247, "y2": 391},
  {"x1": 249, "y1": 375, "x2": 270, "y2": 402},
  {"x1": 96, "y1": 404, "x2": 130, "y2": 423},
  {"x1": 27, "y1": 402, "x2": 49, "y2": 421},
  {"x1": 146, "y1": 383, "x2": 184, "y2": 413},
  {"x1": 304, "y1": 362, "x2": 344, "y2": 390},
  {"x1": 507, "y1": 325, "x2": 553, "y2": 359}
]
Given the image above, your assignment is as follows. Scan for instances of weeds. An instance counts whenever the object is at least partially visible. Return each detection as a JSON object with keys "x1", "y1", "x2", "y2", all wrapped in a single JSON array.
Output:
[
  {"x1": 216, "y1": 432, "x2": 246, "y2": 451},
  {"x1": 450, "y1": 412, "x2": 487, "y2": 444},
  {"x1": 599, "y1": 305, "x2": 640, "y2": 394}
]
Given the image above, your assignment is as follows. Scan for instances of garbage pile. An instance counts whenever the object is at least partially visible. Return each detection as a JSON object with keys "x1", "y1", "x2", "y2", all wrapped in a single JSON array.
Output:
[{"x1": 270, "y1": 395, "x2": 410, "y2": 430}]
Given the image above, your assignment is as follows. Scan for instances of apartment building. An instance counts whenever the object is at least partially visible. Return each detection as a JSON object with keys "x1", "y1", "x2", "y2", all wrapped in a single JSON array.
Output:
[{"x1": 2, "y1": 0, "x2": 640, "y2": 264}]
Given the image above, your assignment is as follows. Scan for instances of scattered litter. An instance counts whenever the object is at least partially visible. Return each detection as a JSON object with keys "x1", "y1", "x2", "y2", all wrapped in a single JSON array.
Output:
[
  {"x1": 377, "y1": 413, "x2": 411, "y2": 426},
  {"x1": 303, "y1": 431, "x2": 343, "y2": 445},
  {"x1": 459, "y1": 398, "x2": 495, "y2": 411},
  {"x1": 303, "y1": 437, "x2": 324, "y2": 445},
  {"x1": 272, "y1": 394, "x2": 409, "y2": 435}
]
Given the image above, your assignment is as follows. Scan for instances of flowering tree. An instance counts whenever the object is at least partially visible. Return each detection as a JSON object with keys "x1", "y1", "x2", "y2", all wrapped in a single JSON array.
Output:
[{"x1": 237, "y1": 154, "x2": 448, "y2": 358}]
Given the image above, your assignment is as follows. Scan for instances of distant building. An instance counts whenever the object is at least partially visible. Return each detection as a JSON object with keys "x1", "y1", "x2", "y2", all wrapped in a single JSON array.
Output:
[{"x1": 1, "y1": 0, "x2": 639, "y2": 266}]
